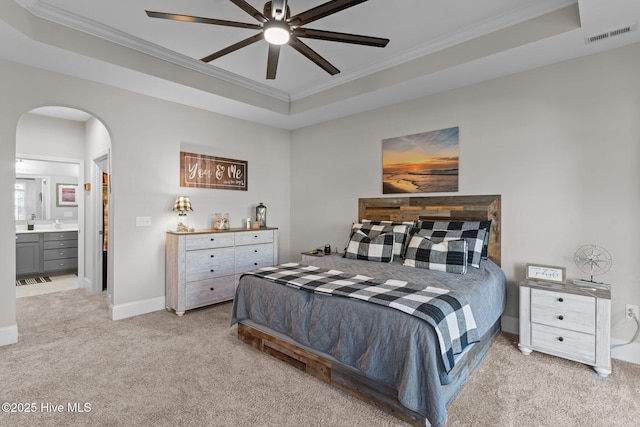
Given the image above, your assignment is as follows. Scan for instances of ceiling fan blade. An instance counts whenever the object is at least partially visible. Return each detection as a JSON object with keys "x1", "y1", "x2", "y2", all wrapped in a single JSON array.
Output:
[
  {"x1": 146, "y1": 11, "x2": 261, "y2": 30},
  {"x1": 293, "y1": 28, "x2": 389, "y2": 47},
  {"x1": 287, "y1": 0, "x2": 368, "y2": 27},
  {"x1": 289, "y1": 37, "x2": 340, "y2": 75},
  {"x1": 200, "y1": 33, "x2": 264, "y2": 63},
  {"x1": 266, "y1": 44, "x2": 281, "y2": 79},
  {"x1": 228, "y1": 0, "x2": 268, "y2": 23}
]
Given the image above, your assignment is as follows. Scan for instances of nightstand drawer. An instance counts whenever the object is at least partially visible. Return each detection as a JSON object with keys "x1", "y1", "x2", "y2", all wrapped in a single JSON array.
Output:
[
  {"x1": 186, "y1": 247, "x2": 235, "y2": 282},
  {"x1": 531, "y1": 288, "x2": 595, "y2": 334},
  {"x1": 531, "y1": 323, "x2": 595, "y2": 363},
  {"x1": 185, "y1": 233, "x2": 235, "y2": 251},
  {"x1": 186, "y1": 276, "x2": 235, "y2": 309}
]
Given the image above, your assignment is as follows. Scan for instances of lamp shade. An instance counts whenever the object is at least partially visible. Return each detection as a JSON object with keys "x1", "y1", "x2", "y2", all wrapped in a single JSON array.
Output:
[{"x1": 173, "y1": 196, "x2": 193, "y2": 213}]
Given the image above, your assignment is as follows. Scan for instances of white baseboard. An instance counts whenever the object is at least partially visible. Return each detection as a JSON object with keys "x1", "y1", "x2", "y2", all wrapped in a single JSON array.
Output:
[
  {"x1": 0, "y1": 323, "x2": 18, "y2": 347},
  {"x1": 500, "y1": 315, "x2": 640, "y2": 365},
  {"x1": 110, "y1": 296, "x2": 166, "y2": 321}
]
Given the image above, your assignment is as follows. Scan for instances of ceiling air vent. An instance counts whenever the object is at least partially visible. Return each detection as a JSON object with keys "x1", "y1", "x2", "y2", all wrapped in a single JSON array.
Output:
[{"x1": 585, "y1": 23, "x2": 637, "y2": 44}]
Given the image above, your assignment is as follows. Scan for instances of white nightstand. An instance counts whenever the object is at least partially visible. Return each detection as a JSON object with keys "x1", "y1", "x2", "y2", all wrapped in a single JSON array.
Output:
[{"x1": 518, "y1": 279, "x2": 611, "y2": 378}]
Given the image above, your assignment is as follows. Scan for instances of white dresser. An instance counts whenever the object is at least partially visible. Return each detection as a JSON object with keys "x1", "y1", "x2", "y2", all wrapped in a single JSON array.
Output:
[
  {"x1": 518, "y1": 279, "x2": 611, "y2": 378},
  {"x1": 165, "y1": 228, "x2": 278, "y2": 316}
]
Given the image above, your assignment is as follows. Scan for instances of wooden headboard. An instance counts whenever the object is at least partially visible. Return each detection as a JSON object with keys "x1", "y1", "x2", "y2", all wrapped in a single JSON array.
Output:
[{"x1": 359, "y1": 195, "x2": 501, "y2": 266}]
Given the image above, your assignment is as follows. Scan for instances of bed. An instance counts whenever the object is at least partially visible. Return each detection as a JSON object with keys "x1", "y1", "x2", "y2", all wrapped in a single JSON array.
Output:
[{"x1": 231, "y1": 195, "x2": 505, "y2": 427}]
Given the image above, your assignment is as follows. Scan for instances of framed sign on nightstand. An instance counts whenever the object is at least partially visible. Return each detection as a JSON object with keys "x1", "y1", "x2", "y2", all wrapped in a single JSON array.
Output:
[{"x1": 525, "y1": 263, "x2": 566, "y2": 284}]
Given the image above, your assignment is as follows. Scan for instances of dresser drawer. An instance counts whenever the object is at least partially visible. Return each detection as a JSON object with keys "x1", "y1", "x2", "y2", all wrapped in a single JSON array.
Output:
[
  {"x1": 44, "y1": 247, "x2": 78, "y2": 260},
  {"x1": 531, "y1": 288, "x2": 595, "y2": 334},
  {"x1": 235, "y1": 230, "x2": 273, "y2": 246},
  {"x1": 185, "y1": 233, "x2": 235, "y2": 251},
  {"x1": 44, "y1": 232, "x2": 77, "y2": 241},
  {"x1": 185, "y1": 247, "x2": 235, "y2": 282},
  {"x1": 185, "y1": 276, "x2": 236, "y2": 309},
  {"x1": 235, "y1": 244, "x2": 274, "y2": 273},
  {"x1": 531, "y1": 323, "x2": 595, "y2": 363},
  {"x1": 44, "y1": 257, "x2": 78, "y2": 272}
]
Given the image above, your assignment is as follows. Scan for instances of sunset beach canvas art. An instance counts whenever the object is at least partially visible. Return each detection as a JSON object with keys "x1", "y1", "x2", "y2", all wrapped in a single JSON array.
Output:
[{"x1": 382, "y1": 127, "x2": 459, "y2": 194}]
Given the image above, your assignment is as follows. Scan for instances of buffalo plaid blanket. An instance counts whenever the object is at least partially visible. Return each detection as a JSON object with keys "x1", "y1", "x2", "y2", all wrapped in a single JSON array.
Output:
[{"x1": 242, "y1": 263, "x2": 480, "y2": 372}]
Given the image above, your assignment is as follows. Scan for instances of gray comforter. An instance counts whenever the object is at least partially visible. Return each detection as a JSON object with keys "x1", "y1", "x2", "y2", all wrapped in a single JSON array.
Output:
[{"x1": 231, "y1": 257, "x2": 506, "y2": 427}]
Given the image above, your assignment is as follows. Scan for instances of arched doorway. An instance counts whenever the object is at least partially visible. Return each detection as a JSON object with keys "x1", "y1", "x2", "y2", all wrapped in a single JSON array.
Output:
[{"x1": 15, "y1": 106, "x2": 113, "y2": 305}]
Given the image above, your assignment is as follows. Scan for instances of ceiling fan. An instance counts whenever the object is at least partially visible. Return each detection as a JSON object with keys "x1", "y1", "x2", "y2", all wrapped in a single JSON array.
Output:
[{"x1": 146, "y1": 0, "x2": 389, "y2": 79}]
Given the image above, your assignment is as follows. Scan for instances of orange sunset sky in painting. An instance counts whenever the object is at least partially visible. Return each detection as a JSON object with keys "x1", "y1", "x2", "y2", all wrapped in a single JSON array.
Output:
[{"x1": 382, "y1": 127, "x2": 459, "y2": 173}]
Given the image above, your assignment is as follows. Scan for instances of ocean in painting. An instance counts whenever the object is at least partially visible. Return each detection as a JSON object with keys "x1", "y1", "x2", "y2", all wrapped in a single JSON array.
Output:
[{"x1": 383, "y1": 168, "x2": 459, "y2": 194}]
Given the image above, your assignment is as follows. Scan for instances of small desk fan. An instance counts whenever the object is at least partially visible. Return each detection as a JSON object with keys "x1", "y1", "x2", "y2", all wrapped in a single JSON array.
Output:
[{"x1": 573, "y1": 244, "x2": 612, "y2": 289}]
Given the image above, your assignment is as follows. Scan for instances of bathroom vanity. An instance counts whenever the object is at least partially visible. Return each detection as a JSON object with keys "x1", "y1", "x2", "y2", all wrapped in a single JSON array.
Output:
[{"x1": 16, "y1": 228, "x2": 78, "y2": 278}]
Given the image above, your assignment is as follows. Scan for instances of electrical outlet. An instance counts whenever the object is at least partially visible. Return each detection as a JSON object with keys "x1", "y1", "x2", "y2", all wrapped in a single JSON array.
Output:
[{"x1": 626, "y1": 304, "x2": 639, "y2": 320}]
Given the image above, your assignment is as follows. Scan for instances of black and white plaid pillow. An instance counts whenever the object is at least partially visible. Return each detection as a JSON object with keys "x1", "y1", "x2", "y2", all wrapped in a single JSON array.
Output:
[
  {"x1": 352, "y1": 222, "x2": 410, "y2": 258},
  {"x1": 403, "y1": 235, "x2": 468, "y2": 274},
  {"x1": 414, "y1": 228, "x2": 486, "y2": 268},
  {"x1": 417, "y1": 220, "x2": 492, "y2": 259},
  {"x1": 345, "y1": 230, "x2": 395, "y2": 263}
]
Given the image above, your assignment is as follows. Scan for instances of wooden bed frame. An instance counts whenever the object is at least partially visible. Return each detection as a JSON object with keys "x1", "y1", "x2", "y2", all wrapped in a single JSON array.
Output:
[{"x1": 237, "y1": 195, "x2": 502, "y2": 426}]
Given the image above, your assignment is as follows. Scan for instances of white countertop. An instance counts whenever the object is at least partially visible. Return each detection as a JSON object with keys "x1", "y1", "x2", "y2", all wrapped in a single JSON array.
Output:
[{"x1": 16, "y1": 226, "x2": 79, "y2": 234}]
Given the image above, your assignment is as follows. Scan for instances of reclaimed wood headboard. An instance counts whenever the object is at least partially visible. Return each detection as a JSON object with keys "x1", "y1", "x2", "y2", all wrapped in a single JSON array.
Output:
[{"x1": 359, "y1": 195, "x2": 501, "y2": 266}]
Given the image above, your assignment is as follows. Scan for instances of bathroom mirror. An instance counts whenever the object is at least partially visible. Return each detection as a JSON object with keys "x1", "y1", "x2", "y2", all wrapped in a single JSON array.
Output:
[{"x1": 15, "y1": 158, "x2": 79, "y2": 221}]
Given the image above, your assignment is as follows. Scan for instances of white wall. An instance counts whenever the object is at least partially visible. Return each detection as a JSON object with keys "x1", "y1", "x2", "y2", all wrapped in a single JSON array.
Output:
[
  {"x1": 0, "y1": 58, "x2": 291, "y2": 343},
  {"x1": 290, "y1": 43, "x2": 640, "y2": 346}
]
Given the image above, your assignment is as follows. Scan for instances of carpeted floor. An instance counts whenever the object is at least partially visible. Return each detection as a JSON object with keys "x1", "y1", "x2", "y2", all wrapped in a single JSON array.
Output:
[{"x1": 1, "y1": 289, "x2": 639, "y2": 427}]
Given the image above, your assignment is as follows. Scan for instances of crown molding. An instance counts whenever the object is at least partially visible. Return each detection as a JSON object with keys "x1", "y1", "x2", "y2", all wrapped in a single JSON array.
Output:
[
  {"x1": 14, "y1": 0, "x2": 291, "y2": 103},
  {"x1": 288, "y1": 0, "x2": 578, "y2": 101}
]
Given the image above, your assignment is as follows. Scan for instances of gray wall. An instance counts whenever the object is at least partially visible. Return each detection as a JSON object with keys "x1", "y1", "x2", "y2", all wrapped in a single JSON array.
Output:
[
  {"x1": 0, "y1": 58, "x2": 291, "y2": 344},
  {"x1": 290, "y1": 43, "x2": 640, "y2": 347}
]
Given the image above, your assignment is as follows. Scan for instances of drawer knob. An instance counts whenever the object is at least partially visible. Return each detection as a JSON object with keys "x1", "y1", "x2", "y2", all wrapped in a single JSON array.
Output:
[
  {"x1": 59, "y1": 252, "x2": 65, "y2": 255},
  {"x1": 558, "y1": 315, "x2": 564, "y2": 320},
  {"x1": 59, "y1": 243, "x2": 65, "y2": 246},
  {"x1": 558, "y1": 298, "x2": 564, "y2": 302},
  {"x1": 254, "y1": 235, "x2": 258, "y2": 238},
  {"x1": 558, "y1": 337, "x2": 564, "y2": 342},
  {"x1": 210, "y1": 254, "x2": 215, "y2": 258},
  {"x1": 254, "y1": 262, "x2": 257, "y2": 266},
  {"x1": 210, "y1": 269, "x2": 215, "y2": 272},
  {"x1": 254, "y1": 249, "x2": 258, "y2": 253},
  {"x1": 210, "y1": 238, "x2": 215, "y2": 241},
  {"x1": 210, "y1": 287, "x2": 215, "y2": 291}
]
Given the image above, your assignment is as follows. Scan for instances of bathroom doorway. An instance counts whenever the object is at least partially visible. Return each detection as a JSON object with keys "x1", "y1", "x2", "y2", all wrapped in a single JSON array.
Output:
[{"x1": 15, "y1": 106, "x2": 113, "y2": 302}]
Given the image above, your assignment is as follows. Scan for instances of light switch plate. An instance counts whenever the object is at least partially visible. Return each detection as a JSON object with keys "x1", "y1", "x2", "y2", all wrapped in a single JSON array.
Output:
[{"x1": 136, "y1": 216, "x2": 152, "y2": 227}]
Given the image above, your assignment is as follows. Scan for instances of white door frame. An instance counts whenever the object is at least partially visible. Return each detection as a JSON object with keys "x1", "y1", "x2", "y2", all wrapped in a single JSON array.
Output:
[{"x1": 91, "y1": 150, "x2": 113, "y2": 305}]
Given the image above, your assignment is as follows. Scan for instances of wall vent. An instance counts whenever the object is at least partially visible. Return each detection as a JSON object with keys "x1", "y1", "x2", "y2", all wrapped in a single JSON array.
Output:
[{"x1": 585, "y1": 23, "x2": 637, "y2": 44}]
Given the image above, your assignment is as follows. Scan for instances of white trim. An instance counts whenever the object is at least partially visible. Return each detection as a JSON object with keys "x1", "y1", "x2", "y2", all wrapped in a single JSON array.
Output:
[
  {"x1": 110, "y1": 297, "x2": 166, "y2": 321},
  {"x1": 0, "y1": 324, "x2": 18, "y2": 346}
]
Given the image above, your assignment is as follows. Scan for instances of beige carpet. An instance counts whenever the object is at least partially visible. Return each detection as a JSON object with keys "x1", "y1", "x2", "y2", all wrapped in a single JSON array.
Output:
[{"x1": 1, "y1": 289, "x2": 638, "y2": 427}]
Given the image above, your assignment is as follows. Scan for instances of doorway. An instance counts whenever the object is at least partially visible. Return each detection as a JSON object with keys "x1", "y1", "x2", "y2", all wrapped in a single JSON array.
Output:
[{"x1": 15, "y1": 106, "x2": 113, "y2": 303}]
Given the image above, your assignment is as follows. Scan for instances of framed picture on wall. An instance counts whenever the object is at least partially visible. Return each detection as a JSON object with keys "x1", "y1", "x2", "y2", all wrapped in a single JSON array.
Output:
[{"x1": 56, "y1": 183, "x2": 78, "y2": 207}]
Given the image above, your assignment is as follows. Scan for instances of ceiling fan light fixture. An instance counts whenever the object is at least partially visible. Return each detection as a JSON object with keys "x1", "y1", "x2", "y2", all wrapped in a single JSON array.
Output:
[{"x1": 263, "y1": 21, "x2": 290, "y2": 45}]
